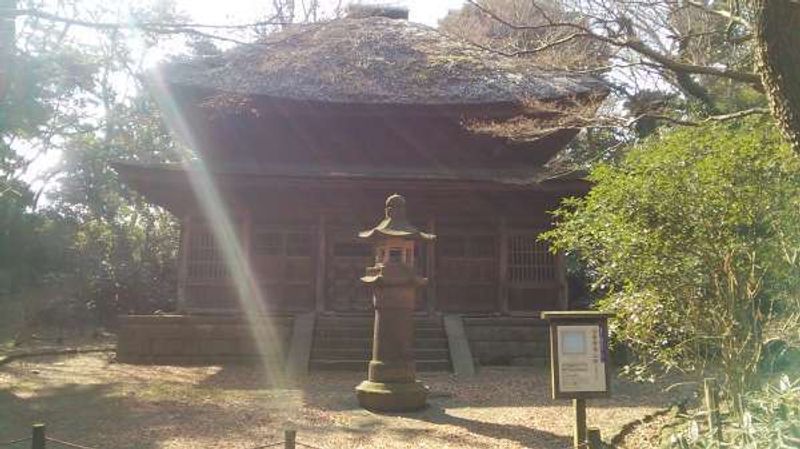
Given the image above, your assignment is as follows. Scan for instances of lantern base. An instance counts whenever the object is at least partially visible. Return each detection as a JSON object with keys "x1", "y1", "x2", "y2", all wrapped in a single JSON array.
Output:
[{"x1": 355, "y1": 380, "x2": 429, "y2": 412}]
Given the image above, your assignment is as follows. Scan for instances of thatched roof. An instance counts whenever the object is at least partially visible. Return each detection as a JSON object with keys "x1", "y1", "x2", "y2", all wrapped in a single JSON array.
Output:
[{"x1": 160, "y1": 15, "x2": 607, "y2": 105}]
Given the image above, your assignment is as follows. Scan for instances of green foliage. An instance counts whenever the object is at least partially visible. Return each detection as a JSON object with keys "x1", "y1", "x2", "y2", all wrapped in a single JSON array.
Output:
[
  {"x1": 0, "y1": 185, "x2": 73, "y2": 294},
  {"x1": 0, "y1": 1, "x2": 185, "y2": 328},
  {"x1": 50, "y1": 96, "x2": 181, "y2": 323},
  {"x1": 543, "y1": 119, "x2": 800, "y2": 394},
  {"x1": 0, "y1": 97, "x2": 181, "y2": 325},
  {"x1": 668, "y1": 375, "x2": 800, "y2": 448}
]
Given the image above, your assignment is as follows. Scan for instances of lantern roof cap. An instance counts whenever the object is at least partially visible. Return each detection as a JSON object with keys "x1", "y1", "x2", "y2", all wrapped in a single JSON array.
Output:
[{"x1": 359, "y1": 194, "x2": 435, "y2": 241}]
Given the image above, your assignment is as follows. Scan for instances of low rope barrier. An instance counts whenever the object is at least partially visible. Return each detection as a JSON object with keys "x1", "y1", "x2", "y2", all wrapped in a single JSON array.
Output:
[
  {"x1": 0, "y1": 437, "x2": 31, "y2": 447},
  {"x1": 296, "y1": 442, "x2": 327, "y2": 449},
  {"x1": 8, "y1": 424, "x2": 332, "y2": 449},
  {"x1": 45, "y1": 437, "x2": 98, "y2": 449},
  {"x1": 247, "y1": 442, "x2": 284, "y2": 449}
]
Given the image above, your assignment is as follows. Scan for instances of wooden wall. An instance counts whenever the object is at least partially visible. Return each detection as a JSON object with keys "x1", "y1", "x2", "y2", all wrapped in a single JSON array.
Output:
[{"x1": 177, "y1": 188, "x2": 568, "y2": 315}]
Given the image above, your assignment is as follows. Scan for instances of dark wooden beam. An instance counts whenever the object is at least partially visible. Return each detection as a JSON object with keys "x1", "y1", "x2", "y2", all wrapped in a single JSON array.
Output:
[
  {"x1": 556, "y1": 251, "x2": 569, "y2": 310},
  {"x1": 177, "y1": 215, "x2": 191, "y2": 313},
  {"x1": 315, "y1": 213, "x2": 327, "y2": 313},
  {"x1": 498, "y1": 217, "x2": 510, "y2": 315},
  {"x1": 425, "y1": 217, "x2": 437, "y2": 315}
]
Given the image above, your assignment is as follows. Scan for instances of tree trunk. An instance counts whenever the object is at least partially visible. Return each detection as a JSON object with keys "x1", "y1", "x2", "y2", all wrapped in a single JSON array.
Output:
[
  {"x1": 753, "y1": 0, "x2": 800, "y2": 153},
  {"x1": 0, "y1": 0, "x2": 15, "y2": 101}
]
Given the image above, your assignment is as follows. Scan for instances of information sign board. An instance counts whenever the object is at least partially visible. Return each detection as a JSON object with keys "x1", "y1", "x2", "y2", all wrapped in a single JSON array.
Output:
[
  {"x1": 541, "y1": 311, "x2": 612, "y2": 400},
  {"x1": 557, "y1": 324, "x2": 606, "y2": 393}
]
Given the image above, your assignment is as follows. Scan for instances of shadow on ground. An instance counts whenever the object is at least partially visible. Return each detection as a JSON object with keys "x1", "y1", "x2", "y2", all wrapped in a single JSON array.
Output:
[{"x1": 0, "y1": 353, "x2": 684, "y2": 449}]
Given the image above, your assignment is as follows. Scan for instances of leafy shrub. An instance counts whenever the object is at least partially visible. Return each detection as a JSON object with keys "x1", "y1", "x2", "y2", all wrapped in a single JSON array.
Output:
[{"x1": 543, "y1": 119, "x2": 800, "y2": 397}]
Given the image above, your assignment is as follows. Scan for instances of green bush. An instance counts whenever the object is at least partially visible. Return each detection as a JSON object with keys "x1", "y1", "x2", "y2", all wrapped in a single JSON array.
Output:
[{"x1": 543, "y1": 119, "x2": 800, "y2": 397}]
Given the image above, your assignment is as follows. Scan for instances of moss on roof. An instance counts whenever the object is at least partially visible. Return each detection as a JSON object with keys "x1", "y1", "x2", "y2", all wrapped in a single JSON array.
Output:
[{"x1": 160, "y1": 16, "x2": 607, "y2": 105}]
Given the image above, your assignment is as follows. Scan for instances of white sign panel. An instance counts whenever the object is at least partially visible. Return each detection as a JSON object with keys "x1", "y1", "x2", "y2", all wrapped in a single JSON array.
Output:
[{"x1": 557, "y1": 324, "x2": 606, "y2": 393}]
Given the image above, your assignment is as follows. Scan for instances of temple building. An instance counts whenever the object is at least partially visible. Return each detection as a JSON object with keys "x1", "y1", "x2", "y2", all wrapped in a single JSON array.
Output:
[{"x1": 115, "y1": 7, "x2": 607, "y2": 369}]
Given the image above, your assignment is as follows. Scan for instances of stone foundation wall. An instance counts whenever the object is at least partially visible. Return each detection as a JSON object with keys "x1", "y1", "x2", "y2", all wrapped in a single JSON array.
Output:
[
  {"x1": 463, "y1": 317, "x2": 549, "y2": 366},
  {"x1": 116, "y1": 314, "x2": 294, "y2": 365}
]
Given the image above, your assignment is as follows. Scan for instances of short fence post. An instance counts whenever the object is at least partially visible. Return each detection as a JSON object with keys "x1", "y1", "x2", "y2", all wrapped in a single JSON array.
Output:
[
  {"x1": 704, "y1": 378, "x2": 723, "y2": 445},
  {"x1": 284, "y1": 429, "x2": 296, "y2": 449},
  {"x1": 573, "y1": 398, "x2": 588, "y2": 448},
  {"x1": 587, "y1": 427, "x2": 602, "y2": 449},
  {"x1": 31, "y1": 424, "x2": 45, "y2": 449}
]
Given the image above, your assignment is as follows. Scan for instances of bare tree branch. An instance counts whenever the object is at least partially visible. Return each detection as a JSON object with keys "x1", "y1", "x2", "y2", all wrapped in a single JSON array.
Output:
[
  {"x1": 628, "y1": 107, "x2": 771, "y2": 127},
  {"x1": 463, "y1": 31, "x2": 590, "y2": 57},
  {"x1": 5, "y1": 8, "x2": 290, "y2": 30},
  {"x1": 685, "y1": 1, "x2": 752, "y2": 29},
  {"x1": 3, "y1": 7, "x2": 291, "y2": 44},
  {"x1": 466, "y1": 0, "x2": 763, "y2": 89}
]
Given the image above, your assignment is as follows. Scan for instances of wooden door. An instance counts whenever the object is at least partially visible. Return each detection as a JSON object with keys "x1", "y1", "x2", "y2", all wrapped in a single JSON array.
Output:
[
  {"x1": 435, "y1": 231, "x2": 498, "y2": 313},
  {"x1": 251, "y1": 225, "x2": 316, "y2": 312},
  {"x1": 326, "y1": 228, "x2": 373, "y2": 313},
  {"x1": 325, "y1": 227, "x2": 430, "y2": 313}
]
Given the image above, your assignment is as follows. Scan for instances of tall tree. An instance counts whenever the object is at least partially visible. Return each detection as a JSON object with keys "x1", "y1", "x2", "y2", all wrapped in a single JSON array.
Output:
[
  {"x1": 462, "y1": 0, "x2": 800, "y2": 152},
  {"x1": 753, "y1": 0, "x2": 800, "y2": 151},
  {"x1": 440, "y1": 0, "x2": 610, "y2": 69}
]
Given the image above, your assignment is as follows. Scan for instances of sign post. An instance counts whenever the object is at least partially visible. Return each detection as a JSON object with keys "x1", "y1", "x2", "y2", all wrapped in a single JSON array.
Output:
[{"x1": 541, "y1": 311, "x2": 613, "y2": 449}]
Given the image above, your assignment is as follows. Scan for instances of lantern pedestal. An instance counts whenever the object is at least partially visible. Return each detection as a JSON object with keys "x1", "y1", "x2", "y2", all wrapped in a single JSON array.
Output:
[
  {"x1": 355, "y1": 380, "x2": 428, "y2": 412},
  {"x1": 356, "y1": 269, "x2": 429, "y2": 412}
]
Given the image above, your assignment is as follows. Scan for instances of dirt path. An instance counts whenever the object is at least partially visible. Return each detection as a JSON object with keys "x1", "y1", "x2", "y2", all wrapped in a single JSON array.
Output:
[{"x1": 0, "y1": 353, "x2": 677, "y2": 448}]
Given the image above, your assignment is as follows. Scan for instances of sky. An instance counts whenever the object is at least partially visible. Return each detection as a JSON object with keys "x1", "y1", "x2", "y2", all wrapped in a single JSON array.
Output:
[{"x1": 178, "y1": 0, "x2": 466, "y2": 27}]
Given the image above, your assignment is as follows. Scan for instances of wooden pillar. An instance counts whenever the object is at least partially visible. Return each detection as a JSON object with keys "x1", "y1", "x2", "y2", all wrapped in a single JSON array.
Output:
[
  {"x1": 497, "y1": 218, "x2": 509, "y2": 315},
  {"x1": 426, "y1": 218, "x2": 437, "y2": 315},
  {"x1": 177, "y1": 215, "x2": 191, "y2": 313},
  {"x1": 556, "y1": 251, "x2": 569, "y2": 310},
  {"x1": 240, "y1": 209, "x2": 254, "y2": 312},
  {"x1": 315, "y1": 213, "x2": 327, "y2": 312},
  {"x1": 31, "y1": 423, "x2": 45, "y2": 449},
  {"x1": 284, "y1": 429, "x2": 296, "y2": 449},
  {"x1": 587, "y1": 427, "x2": 602, "y2": 449},
  {"x1": 241, "y1": 209, "x2": 252, "y2": 259}
]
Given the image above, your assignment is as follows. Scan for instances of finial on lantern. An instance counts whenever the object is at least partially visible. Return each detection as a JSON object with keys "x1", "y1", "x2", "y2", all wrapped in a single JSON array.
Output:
[
  {"x1": 359, "y1": 194, "x2": 435, "y2": 242},
  {"x1": 386, "y1": 193, "x2": 405, "y2": 211}
]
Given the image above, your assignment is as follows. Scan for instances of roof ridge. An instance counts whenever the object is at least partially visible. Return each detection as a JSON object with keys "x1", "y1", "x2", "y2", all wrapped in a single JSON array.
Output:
[{"x1": 157, "y1": 16, "x2": 608, "y2": 105}]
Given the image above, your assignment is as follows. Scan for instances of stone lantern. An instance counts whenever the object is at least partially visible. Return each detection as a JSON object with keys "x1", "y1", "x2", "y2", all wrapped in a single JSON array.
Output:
[{"x1": 355, "y1": 193, "x2": 435, "y2": 411}]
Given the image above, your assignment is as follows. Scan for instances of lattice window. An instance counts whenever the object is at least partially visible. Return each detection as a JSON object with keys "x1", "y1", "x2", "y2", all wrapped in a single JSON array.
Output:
[
  {"x1": 508, "y1": 233, "x2": 556, "y2": 283},
  {"x1": 187, "y1": 226, "x2": 228, "y2": 282}
]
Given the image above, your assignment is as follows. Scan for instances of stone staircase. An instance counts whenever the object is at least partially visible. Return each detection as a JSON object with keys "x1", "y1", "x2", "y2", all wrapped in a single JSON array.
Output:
[{"x1": 309, "y1": 315, "x2": 452, "y2": 371}]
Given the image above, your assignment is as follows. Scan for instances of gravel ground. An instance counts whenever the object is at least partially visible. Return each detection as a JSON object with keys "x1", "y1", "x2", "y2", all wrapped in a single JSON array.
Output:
[{"x1": 0, "y1": 353, "x2": 679, "y2": 449}]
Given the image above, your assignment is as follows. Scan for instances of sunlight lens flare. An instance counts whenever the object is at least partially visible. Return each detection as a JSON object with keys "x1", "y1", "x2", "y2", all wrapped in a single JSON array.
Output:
[{"x1": 149, "y1": 70, "x2": 286, "y2": 387}]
